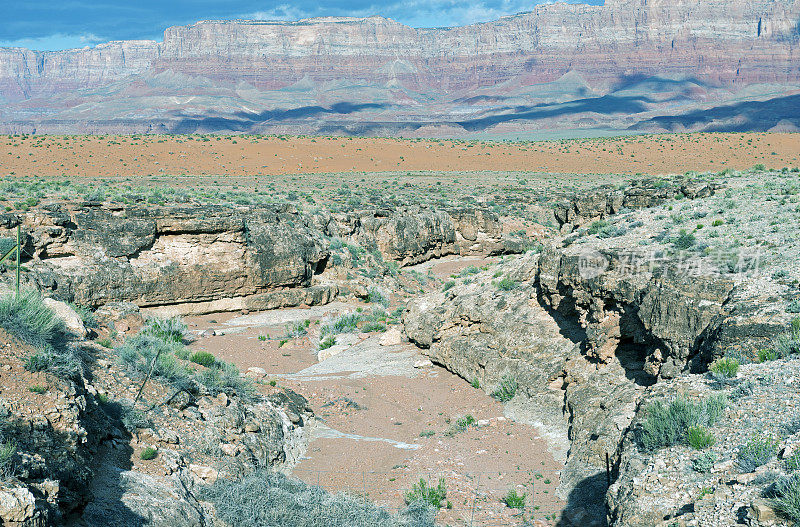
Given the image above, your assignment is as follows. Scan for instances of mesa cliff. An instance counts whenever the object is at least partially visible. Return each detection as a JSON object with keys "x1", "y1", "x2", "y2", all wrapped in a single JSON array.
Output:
[{"x1": 2, "y1": 0, "x2": 799, "y2": 135}]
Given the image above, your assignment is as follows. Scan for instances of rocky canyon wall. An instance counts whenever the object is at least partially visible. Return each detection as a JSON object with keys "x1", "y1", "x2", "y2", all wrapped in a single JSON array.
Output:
[{"x1": 1, "y1": 0, "x2": 798, "y2": 134}]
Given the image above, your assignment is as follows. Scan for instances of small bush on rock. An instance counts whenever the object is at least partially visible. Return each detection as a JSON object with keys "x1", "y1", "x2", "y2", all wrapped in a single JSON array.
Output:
[
  {"x1": 710, "y1": 357, "x2": 739, "y2": 378},
  {"x1": 501, "y1": 489, "x2": 526, "y2": 509},
  {"x1": 772, "y1": 473, "x2": 800, "y2": 523},
  {"x1": 496, "y1": 278, "x2": 519, "y2": 291},
  {"x1": 0, "y1": 290, "x2": 80, "y2": 377},
  {"x1": 319, "y1": 336, "x2": 336, "y2": 350},
  {"x1": 491, "y1": 375, "x2": 518, "y2": 403},
  {"x1": 200, "y1": 470, "x2": 435, "y2": 527},
  {"x1": 190, "y1": 350, "x2": 217, "y2": 368},
  {"x1": 140, "y1": 447, "x2": 157, "y2": 460},
  {"x1": 737, "y1": 434, "x2": 779, "y2": 472},
  {"x1": 691, "y1": 451, "x2": 718, "y2": 473},
  {"x1": 405, "y1": 478, "x2": 447, "y2": 509},
  {"x1": 0, "y1": 432, "x2": 17, "y2": 479},
  {"x1": 638, "y1": 395, "x2": 726, "y2": 452},
  {"x1": 687, "y1": 426, "x2": 716, "y2": 450},
  {"x1": 140, "y1": 317, "x2": 187, "y2": 344}
]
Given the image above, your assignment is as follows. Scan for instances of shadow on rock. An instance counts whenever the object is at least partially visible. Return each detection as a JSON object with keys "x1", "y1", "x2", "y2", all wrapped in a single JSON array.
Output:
[{"x1": 556, "y1": 472, "x2": 609, "y2": 527}]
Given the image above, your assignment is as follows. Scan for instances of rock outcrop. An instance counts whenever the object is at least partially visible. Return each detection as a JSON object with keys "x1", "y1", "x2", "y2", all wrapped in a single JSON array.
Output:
[
  {"x1": 553, "y1": 178, "x2": 718, "y2": 232},
  {"x1": 0, "y1": 203, "x2": 510, "y2": 314},
  {"x1": 404, "y1": 231, "x2": 789, "y2": 525},
  {"x1": 1, "y1": 0, "x2": 799, "y2": 134},
  {"x1": 0, "y1": 331, "x2": 312, "y2": 526}
]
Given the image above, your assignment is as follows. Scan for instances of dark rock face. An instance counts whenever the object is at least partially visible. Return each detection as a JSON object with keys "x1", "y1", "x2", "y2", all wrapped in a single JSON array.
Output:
[{"x1": 0, "y1": 203, "x2": 509, "y2": 313}]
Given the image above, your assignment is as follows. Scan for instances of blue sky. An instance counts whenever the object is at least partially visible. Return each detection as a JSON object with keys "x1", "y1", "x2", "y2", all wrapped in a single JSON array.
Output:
[{"x1": 0, "y1": 0, "x2": 601, "y2": 51}]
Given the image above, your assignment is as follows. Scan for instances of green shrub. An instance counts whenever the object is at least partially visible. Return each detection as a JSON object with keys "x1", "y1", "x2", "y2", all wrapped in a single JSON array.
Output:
[
  {"x1": 758, "y1": 348, "x2": 779, "y2": 362},
  {"x1": 366, "y1": 287, "x2": 389, "y2": 306},
  {"x1": 776, "y1": 318, "x2": 800, "y2": 357},
  {"x1": 190, "y1": 350, "x2": 217, "y2": 368},
  {"x1": 361, "y1": 321, "x2": 386, "y2": 333},
  {"x1": 442, "y1": 280, "x2": 456, "y2": 292},
  {"x1": 501, "y1": 489, "x2": 526, "y2": 509},
  {"x1": 456, "y1": 415, "x2": 476, "y2": 429},
  {"x1": 692, "y1": 451, "x2": 718, "y2": 473},
  {"x1": 673, "y1": 229, "x2": 696, "y2": 249},
  {"x1": 0, "y1": 291, "x2": 67, "y2": 351},
  {"x1": 0, "y1": 439, "x2": 17, "y2": 479},
  {"x1": 787, "y1": 300, "x2": 800, "y2": 314},
  {"x1": 120, "y1": 403, "x2": 152, "y2": 433},
  {"x1": 0, "y1": 291, "x2": 80, "y2": 376},
  {"x1": 587, "y1": 220, "x2": 609, "y2": 235},
  {"x1": 444, "y1": 415, "x2": 476, "y2": 437},
  {"x1": 786, "y1": 451, "x2": 800, "y2": 471},
  {"x1": 28, "y1": 385, "x2": 46, "y2": 394},
  {"x1": 319, "y1": 336, "x2": 336, "y2": 350},
  {"x1": 140, "y1": 317, "x2": 186, "y2": 344},
  {"x1": 140, "y1": 447, "x2": 157, "y2": 460},
  {"x1": 470, "y1": 377, "x2": 481, "y2": 390},
  {"x1": 200, "y1": 470, "x2": 435, "y2": 527},
  {"x1": 405, "y1": 478, "x2": 447, "y2": 509},
  {"x1": 69, "y1": 303, "x2": 98, "y2": 329},
  {"x1": 286, "y1": 319, "x2": 311, "y2": 339},
  {"x1": 491, "y1": 375, "x2": 518, "y2": 402},
  {"x1": 772, "y1": 473, "x2": 800, "y2": 523},
  {"x1": 117, "y1": 334, "x2": 191, "y2": 389},
  {"x1": 687, "y1": 426, "x2": 716, "y2": 450},
  {"x1": 496, "y1": 278, "x2": 519, "y2": 291},
  {"x1": 737, "y1": 434, "x2": 779, "y2": 472},
  {"x1": 195, "y1": 362, "x2": 252, "y2": 399},
  {"x1": 709, "y1": 357, "x2": 739, "y2": 378},
  {"x1": 637, "y1": 395, "x2": 726, "y2": 452},
  {"x1": 320, "y1": 310, "x2": 386, "y2": 337}
]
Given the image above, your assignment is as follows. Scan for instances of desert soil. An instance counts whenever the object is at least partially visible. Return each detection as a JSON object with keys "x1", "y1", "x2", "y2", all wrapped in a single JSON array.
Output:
[
  {"x1": 179, "y1": 265, "x2": 564, "y2": 525},
  {"x1": 2, "y1": 133, "x2": 799, "y2": 178}
]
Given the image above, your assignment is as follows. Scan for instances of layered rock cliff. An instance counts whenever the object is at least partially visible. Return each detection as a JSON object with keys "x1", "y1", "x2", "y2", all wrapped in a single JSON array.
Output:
[
  {"x1": 0, "y1": 203, "x2": 513, "y2": 314},
  {"x1": 1, "y1": 0, "x2": 799, "y2": 134}
]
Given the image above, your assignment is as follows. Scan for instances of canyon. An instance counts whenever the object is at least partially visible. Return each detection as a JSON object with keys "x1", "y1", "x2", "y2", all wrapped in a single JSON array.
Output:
[
  {"x1": 2, "y1": 164, "x2": 799, "y2": 525},
  {"x1": 2, "y1": 0, "x2": 800, "y2": 136}
]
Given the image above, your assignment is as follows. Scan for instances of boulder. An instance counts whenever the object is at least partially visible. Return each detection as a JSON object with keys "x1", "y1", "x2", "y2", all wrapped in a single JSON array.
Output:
[
  {"x1": 317, "y1": 344, "x2": 350, "y2": 362},
  {"x1": 42, "y1": 298, "x2": 87, "y2": 338},
  {"x1": 379, "y1": 327, "x2": 403, "y2": 346},
  {"x1": 0, "y1": 486, "x2": 40, "y2": 524}
]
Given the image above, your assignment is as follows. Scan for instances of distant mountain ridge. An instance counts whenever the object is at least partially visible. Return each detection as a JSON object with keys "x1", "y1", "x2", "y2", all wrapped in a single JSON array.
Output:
[{"x1": 1, "y1": 0, "x2": 799, "y2": 136}]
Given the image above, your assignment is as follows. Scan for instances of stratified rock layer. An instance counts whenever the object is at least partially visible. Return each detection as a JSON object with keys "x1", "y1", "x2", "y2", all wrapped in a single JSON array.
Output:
[
  {"x1": 1, "y1": 0, "x2": 798, "y2": 133},
  {"x1": 0, "y1": 203, "x2": 511, "y2": 313}
]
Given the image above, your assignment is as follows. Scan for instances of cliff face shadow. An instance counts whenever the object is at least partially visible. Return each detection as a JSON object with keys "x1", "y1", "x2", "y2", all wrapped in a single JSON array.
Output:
[
  {"x1": 171, "y1": 102, "x2": 387, "y2": 133},
  {"x1": 0, "y1": 407, "x2": 142, "y2": 526},
  {"x1": 555, "y1": 472, "x2": 609, "y2": 527},
  {"x1": 71, "y1": 399, "x2": 143, "y2": 526},
  {"x1": 453, "y1": 95, "x2": 652, "y2": 131},
  {"x1": 635, "y1": 93, "x2": 800, "y2": 132}
]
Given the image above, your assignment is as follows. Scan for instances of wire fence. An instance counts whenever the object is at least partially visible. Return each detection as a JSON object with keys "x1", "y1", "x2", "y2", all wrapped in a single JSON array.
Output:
[{"x1": 291, "y1": 468, "x2": 561, "y2": 526}]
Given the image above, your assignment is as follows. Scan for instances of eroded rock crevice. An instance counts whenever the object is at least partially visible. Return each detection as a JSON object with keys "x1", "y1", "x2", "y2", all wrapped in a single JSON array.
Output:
[{"x1": 404, "y1": 229, "x2": 789, "y2": 525}]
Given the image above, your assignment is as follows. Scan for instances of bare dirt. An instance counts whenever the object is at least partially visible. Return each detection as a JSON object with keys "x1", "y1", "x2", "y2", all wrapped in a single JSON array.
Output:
[
  {"x1": 2, "y1": 133, "x2": 799, "y2": 179},
  {"x1": 183, "y1": 292, "x2": 565, "y2": 526}
]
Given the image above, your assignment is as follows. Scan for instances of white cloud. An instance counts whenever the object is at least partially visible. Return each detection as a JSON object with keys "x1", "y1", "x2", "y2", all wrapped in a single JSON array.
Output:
[{"x1": 0, "y1": 33, "x2": 104, "y2": 51}]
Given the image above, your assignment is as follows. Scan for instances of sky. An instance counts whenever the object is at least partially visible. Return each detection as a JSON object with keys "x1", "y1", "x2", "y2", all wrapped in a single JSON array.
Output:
[{"x1": 0, "y1": 0, "x2": 601, "y2": 51}]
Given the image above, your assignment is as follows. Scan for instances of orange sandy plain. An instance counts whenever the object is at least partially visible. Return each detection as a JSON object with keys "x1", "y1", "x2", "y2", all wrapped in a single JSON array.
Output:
[{"x1": 2, "y1": 132, "x2": 799, "y2": 177}]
